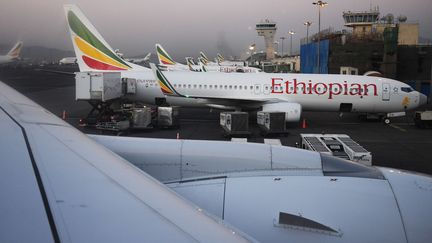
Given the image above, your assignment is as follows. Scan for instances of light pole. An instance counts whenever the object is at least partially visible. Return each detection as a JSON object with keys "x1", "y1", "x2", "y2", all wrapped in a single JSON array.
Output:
[
  {"x1": 304, "y1": 21, "x2": 312, "y2": 44},
  {"x1": 274, "y1": 41, "x2": 279, "y2": 56},
  {"x1": 288, "y1": 31, "x2": 295, "y2": 56},
  {"x1": 312, "y1": 1, "x2": 327, "y2": 73},
  {"x1": 279, "y1": 37, "x2": 286, "y2": 57},
  {"x1": 248, "y1": 44, "x2": 255, "y2": 65}
]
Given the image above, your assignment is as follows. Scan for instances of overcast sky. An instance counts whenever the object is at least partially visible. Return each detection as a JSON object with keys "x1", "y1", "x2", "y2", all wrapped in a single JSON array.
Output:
[{"x1": 0, "y1": 0, "x2": 431, "y2": 59}]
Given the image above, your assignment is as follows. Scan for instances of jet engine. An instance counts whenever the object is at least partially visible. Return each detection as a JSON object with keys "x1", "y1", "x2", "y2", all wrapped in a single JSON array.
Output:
[{"x1": 261, "y1": 102, "x2": 302, "y2": 122}]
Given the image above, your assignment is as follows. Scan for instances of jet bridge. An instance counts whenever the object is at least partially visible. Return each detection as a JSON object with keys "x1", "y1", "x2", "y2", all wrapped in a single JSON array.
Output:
[{"x1": 300, "y1": 134, "x2": 372, "y2": 166}]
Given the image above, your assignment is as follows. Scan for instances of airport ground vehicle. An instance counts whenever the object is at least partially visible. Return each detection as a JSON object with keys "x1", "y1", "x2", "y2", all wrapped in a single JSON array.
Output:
[{"x1": 414, "y1": 110, "x2": 432, "y2": 128}]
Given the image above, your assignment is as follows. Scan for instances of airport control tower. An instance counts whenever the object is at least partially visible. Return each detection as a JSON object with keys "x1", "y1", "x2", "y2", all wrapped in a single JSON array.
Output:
[
  {"x1": 256, "y1": 19, "x2": 277, "y2": 60},
  {"x1": 342, "y1": 7, "x2": 380, "y2": 38}
]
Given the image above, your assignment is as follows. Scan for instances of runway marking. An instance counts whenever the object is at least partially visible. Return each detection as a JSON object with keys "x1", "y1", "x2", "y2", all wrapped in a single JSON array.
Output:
[{"x1": 388, "y1": 124, "x2": 407, "y2": 132}]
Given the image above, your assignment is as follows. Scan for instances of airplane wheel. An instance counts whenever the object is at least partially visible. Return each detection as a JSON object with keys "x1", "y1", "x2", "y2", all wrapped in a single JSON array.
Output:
[{"x1": 383, "y1": 118, "x2": 391, "y2": 124}]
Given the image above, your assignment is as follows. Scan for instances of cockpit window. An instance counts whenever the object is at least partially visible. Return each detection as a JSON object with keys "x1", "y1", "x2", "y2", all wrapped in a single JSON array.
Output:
[{"x1": 401, "y1": 87, "x2": 414, "y2": 93}]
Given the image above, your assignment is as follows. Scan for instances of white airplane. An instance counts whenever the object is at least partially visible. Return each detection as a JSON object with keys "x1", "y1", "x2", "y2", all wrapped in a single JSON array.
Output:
[
  {"x1": 216, "y1": 53, "x2": 245, "y2": 67},
  {"x1": 200, "y1": 51, "x2": 261, "y2": 73},
  {"x1": 59, "y1": 56, "x2": 77, "y2": 65},
  {"x1": 0, "y1": 41, "x2": 23, "y2": 64},
  {"x1": 156, "y1": 43, "x2": 200, "y2": 71},
  {"x1": 0, "y1": 80, "x2": 253, "y2": 242},
  {"x1": 125, "y1": 52, "x2": 152, "y2": 64},
  {"x1": 65, "y1": 4, "x2": 427, "y2": 123},
  {"x1": 157, "y1": 44, "x2": 261, "y2": 73},
  {"x1": 90, "y1": 132, "x2": 432, "y2": 243}
]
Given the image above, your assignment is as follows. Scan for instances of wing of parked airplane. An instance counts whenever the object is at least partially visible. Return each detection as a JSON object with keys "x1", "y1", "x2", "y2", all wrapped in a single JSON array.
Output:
[{"x1": 0, "y1": 80, "x2": 252, "y2": 243}]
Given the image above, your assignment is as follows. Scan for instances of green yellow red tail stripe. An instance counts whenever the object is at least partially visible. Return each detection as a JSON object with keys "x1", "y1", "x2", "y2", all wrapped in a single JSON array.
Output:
[
  {"x1": 150, "y1": 64, "x2": 184, "y2": 97},
  {"x1": 67, "y1": 10, "x2": 131, "y2": 71},
  {"x1": 156, "y1": 45, "x2": 176, "y2": 65}
]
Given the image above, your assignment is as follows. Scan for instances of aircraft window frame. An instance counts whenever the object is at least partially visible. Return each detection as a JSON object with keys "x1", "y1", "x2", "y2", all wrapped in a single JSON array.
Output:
[
  {"x1": 193, "y1": 84, "x2": 197, "y2": 88},
  {"x1": 188, "y1": 84, "x2": 191, "y2": 88},
  {"x1": 234, "y1": 85, "x2": 237, "y2": 89},
  {"x1": 204, "y1": 85, "x2": 207, "y2": 89},
  {"x1": 229, "y1": 85, "x2": 232, "y2": 89},
  {"x1": 209, "y1": 85, "x2": 213, "y2": 89},
  {"x1": 224, "y1": 85, "x2": 227, "y2": 89},
  {"x1": 199, "y1": 84, "x2": 202, "y2": 88},
  {"x1": 401, "y1": 87, "x2": 414, "y2": 93}
]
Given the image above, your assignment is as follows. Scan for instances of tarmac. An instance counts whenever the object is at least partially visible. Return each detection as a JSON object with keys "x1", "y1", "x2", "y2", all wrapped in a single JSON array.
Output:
[{"x1": 1, "y1": 65, "x2": 432, "y2": 175}]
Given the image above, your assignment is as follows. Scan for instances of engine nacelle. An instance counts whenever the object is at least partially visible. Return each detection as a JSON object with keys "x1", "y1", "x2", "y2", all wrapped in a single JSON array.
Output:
[{"x1": 261, "y1": 102, "x2": 302, "y2": 122}]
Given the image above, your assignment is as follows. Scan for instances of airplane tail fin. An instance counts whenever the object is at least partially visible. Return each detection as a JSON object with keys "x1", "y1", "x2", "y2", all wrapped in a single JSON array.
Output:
[
  {"x1": 149, "y1": 63, "x2": 182, "y2": 96},
  {"x1": 7, "y1": 41, "x2": 23, "y2": 59},
  {"x1": 143, "y1": 52, "x2": 152, "y2": 62},
  {"x1": 199, "y1": 51, "x2": 209, "y2": 65},
  {"x1": 185, "y1": 57, "x2": 196, "y2": 66},
  {"x1": 198, "y1": 57, "x2": 207, "y2": 66},
  {"x1": 217, "y1": 53, "x2": 225, "y2": 63},
  {"x1": 63, "y1": 4, "x2": 147, "y2": 72},
  {"x1": 155, "y1": 44, "x2": 177, "y2": 66}
]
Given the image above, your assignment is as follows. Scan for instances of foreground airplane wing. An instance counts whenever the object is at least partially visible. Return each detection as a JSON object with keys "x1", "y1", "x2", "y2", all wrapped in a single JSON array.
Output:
[{"x1": 0, "y1": 81, "x2": 252, "y2": 243}]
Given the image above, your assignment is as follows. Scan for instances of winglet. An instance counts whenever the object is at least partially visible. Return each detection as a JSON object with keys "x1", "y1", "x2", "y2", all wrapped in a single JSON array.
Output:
[
  {"x1": 7, "y1": 41, "x2": 23, "y2": 59},
  {"x1": 150, "y1": 63, "x2": 182, "y2": 96},
  {"x1": 63, "y1": 4, "x2": 146, "y2": 72}
]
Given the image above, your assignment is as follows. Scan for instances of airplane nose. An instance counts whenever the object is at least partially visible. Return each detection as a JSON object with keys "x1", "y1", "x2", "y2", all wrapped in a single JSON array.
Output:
[{"x1": 419, "y1": 93, "x2": 427, "y2": 106}]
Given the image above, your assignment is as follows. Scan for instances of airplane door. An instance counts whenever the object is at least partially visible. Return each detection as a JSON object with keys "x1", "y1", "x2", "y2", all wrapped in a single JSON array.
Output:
[{"x1": 382, "y1": 83, "x2": 390, "y2": 101}]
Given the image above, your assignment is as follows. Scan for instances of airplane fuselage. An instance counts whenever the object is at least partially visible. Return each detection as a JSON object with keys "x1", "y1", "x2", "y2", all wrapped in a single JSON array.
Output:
[
  {"x1": 0, "y1": 55, "x2": 14, "y2": 64},
  {"x1": 119, "y1": 71, "x2": 424, "y2": 114}
]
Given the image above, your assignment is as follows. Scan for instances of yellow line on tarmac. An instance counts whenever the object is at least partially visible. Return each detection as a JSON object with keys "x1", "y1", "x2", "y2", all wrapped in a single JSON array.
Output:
[{"x1": 388, "y1": 124, "x2": 407, "y2": 132}]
